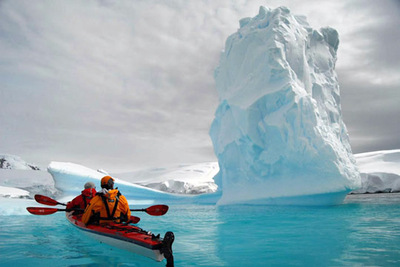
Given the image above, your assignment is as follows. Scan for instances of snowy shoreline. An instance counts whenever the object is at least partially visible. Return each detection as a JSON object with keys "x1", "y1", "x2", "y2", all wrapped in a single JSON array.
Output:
[
  {"x1": 1, "y1": 149, "x2": 400, "y2": 205},
  {"x1": 353, "y1": 149, "x2": 400, "y2": 194}
]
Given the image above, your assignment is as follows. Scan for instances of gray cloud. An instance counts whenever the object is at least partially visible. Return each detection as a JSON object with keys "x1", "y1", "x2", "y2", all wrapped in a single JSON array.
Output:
[
  {"x1": 335, "y1": 0, "x2": 400, "y2": 153},
  {"x1": 1, "y1": 0, "x2": 399, "y2": 171}
]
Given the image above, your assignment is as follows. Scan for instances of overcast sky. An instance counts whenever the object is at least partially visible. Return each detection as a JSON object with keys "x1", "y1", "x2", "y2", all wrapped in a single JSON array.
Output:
[{"x1": 1, "y1": 0, "x2": 399, "y2": 172}]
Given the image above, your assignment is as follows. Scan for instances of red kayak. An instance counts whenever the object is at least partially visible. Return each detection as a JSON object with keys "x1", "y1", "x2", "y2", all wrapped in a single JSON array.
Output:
[{"x1": 66, "y1": 212, "x2": 174, "y2": 266}]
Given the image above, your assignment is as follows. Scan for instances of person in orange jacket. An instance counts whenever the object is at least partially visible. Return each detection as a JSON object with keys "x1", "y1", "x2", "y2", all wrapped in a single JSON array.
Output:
[
  {"x1": 66, "y1": 182, "x2": 97, "y2": 214},
  {"x1": 81, "y1": 176, "x2": 131, "y2": 225}
]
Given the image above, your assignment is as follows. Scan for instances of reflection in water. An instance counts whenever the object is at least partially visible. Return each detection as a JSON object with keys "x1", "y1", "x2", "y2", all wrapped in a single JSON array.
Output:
[
  {"x1": 214, "y1": 205, "x2": 348, "y2": 266},
  {"x1": 212, "y1": 195, "x2": 400, "y2": 266}
]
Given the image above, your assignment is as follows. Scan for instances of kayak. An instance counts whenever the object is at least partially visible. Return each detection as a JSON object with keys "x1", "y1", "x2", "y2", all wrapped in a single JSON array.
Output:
[{"x1": 66, "y1": 212, "x2": 174, "y2": 266}]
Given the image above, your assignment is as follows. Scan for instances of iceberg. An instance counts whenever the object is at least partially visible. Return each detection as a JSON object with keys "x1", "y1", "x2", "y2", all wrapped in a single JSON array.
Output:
[
  {"x1": 353, "y1": 149, "x2": 400, "y2": 193},
  {"x1": 210, "y1": 6, "x2": 361, "y2": 205},
  {"x1": 48, "y1": 162, "x2": 177, "y2": 204},
  {"x1": 48, "y1": 162, "x2": 220, "y2": 204},
  {"x1": 0, "y1": 159, "x2": 219, "y2": 215}
]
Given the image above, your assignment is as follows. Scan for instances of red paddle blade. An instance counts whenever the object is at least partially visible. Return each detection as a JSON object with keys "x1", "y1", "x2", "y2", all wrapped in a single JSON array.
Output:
[
  {"x1": 129, "y1": 216, "x2": 141, "y2": 224},
  {"x1": 34, "y1": 194, "x2": 59, "y2": 206},
  {"x1": 26, "y1": 207, "x2": 59, "y2": 215},
  {"x1": 146, "y1": 205, "x2": 169, "y2": 216}
]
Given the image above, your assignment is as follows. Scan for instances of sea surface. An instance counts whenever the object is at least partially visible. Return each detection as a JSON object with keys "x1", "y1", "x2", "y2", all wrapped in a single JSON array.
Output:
[{"x1": 1, "y1": 193, "x2": 400, "y2": 266}]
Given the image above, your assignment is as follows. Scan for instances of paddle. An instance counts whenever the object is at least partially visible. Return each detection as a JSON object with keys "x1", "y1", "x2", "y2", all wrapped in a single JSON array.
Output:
[
  {"x1": 26, "y1": 207, "x2": 75, "y2": 215},
  {"x1": 26, "y1": 207, "x2": 141, "y2": 224},
  {"x1": 34, "y1": 194, "x2": 168, "y2": 216},
  {"x1": 131, "y1": 205, "x2": 169, "y2": 216},
  {"x1": 35, "y1": 194, "x2": 66, "y2": 206}
]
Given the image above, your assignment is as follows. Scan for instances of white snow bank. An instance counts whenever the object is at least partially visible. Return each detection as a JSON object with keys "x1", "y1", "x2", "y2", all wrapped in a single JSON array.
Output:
[
  {"x1": 353, "y1": 149, "x2": 400, "y2": 193},
  {"x1": 114, "y1": 162, "x2": 219, "y2": 194},
  {"x1": 144, "y1": 180, "x2": 217, "y2": 195},
  {"x1": 0, "y1": 154, "x2": 41, "y2": 170},
  {"x1": 0, "y1": 169, "x2": 58, "y2": 198},
  {"x1": 0, "y1": 185, "x2": 29, "y2": 198}
]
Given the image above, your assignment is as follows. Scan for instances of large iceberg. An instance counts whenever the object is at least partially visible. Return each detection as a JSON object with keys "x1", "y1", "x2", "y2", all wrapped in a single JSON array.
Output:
[
  {"x1": 47, "y1": 162, "x2": 220, "y2": 204},
  {"x1": 210, "y1": 6, "x2": 361, "y2": 205}
]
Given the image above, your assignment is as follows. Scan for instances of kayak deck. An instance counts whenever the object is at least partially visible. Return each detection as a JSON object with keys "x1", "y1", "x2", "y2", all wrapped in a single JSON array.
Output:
[{"x1": 66, "y1": 212, "x2": 174, "y2": 266}]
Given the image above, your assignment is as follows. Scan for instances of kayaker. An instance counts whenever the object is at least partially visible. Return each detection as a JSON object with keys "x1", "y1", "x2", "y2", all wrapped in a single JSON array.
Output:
[
  {"x1": 81, "y1": 176, "x2": 131, "y2": 225},
  {"x1": 66, "y1": 181, "x2": 96, "y2": 214}
]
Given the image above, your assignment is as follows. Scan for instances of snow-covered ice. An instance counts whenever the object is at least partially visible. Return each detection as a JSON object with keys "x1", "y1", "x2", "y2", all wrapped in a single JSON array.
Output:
[
  {"x1": 1, "y1": 147, "x2": 400, "y2": 215},
  {"x1": 0, "y1": 169, "x2": 58, "y2": 198},
  {"x1": 0, "y1": 154, "x2": 41, "y2": 170},
  {"x1": 0, "y1": 185, "x2": 29, "y2": 198},
  {"x1": 0, "y1": 155, "x2": 53, "y2": 215},
  {"x1": 0, "y1": 158, "x2": 220, "y2": 215},
  {"x1": 0, "y1": 155, "x2": 58, "y2": 202},
  {"x1": 353, "y1": 149, "x2": 400, "y2": 193},
  {"x1": 48, "y1": 161, "x2": 219, "y2": 205},
  {"x1": 114, "y1": 162, "x2": 219, "y2": 194},
  {"x1": 210, "y1": 6, "x2": 360, "y2": 205}
]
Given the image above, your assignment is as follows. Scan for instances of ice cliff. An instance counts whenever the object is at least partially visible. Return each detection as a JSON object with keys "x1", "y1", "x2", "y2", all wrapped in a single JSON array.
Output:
[
  {"x1": 47, "y1": 162, "x2": 219, "y2": 204},
  {"x1": 210, "y1": 6, "x2": 361, "y2": 205},
  {"x1": 353, "y1": 150, "x2": 400, "y2": 194}
]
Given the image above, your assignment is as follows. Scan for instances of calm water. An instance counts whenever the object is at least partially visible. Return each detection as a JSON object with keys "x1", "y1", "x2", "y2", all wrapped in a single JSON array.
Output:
[{"x1": 1, "y1": 194, "x2": 400, "y2": 266}]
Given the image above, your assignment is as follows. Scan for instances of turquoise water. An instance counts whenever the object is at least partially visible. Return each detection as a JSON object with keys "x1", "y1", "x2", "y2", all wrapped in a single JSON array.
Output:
[{"x1": 1, "y1": 194, "x2": 400, "y2": 266}]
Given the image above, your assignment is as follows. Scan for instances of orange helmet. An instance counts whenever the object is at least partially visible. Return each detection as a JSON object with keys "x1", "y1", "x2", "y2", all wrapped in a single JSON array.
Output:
[{"x1": 101, "y1": 176, "x2": 114, "y2": 189}]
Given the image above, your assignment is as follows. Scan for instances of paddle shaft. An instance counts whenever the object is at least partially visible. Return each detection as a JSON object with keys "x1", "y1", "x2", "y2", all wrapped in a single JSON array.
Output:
[
  {"x1": 27, "y1": 207, "x2": 141, "y2": 224},
  {"x1": 34, "y1": 195, "x2": 168, "y2": 216}
]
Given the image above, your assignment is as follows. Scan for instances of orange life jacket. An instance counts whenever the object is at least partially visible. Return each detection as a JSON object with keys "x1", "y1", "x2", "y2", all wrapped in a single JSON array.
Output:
[{"x1": 81, "y1": 189, "x2": 131, "y2": 225}]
